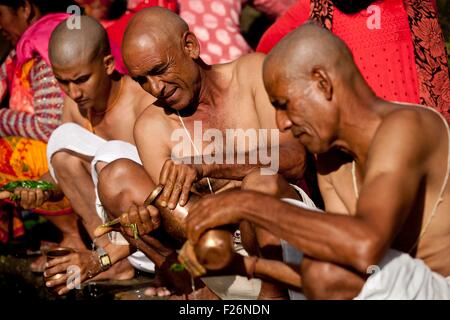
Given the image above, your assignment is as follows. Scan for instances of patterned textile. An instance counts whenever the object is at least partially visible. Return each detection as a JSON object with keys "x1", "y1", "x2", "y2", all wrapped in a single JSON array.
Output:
[
  {"x1": 179, "y1": 0, "x2": 252, "y2": 64},
  {"x1": 0, "y1": 136, "x2": 72, "y2": 243},
  {"x1": 257, "y1": 0, "x2": 450, "y2": 121}
]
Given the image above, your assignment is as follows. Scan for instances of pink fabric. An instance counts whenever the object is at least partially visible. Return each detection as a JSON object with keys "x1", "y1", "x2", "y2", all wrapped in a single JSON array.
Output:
[
  {"x1": 15, "y1": 13, "x2": 70, "y2": 71},
  {"x1": 257, "y1": 0, "x2": 421, "y2": 105},
  {"x1": 179, "y1": 0, "x2": 252, "y2": 64}
]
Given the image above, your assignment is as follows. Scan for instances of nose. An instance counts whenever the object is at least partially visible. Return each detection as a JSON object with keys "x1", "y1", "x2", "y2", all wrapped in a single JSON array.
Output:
[
  {"x1": 146, "y1": 76, "x2": 165, "y2": 98},
  {"x1": 68, "y1": 83, "x2": 82, "y2": 101},
  {"x1": 276, "y1": 109, "x2": 293, "y2": 132}
]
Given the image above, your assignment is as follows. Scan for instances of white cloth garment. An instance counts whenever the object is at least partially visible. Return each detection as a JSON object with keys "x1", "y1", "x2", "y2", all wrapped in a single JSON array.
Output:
[
  {"x1": 281, "y1": 185, "x2": 450, "y2": 300},
  {"x1": 46, "y1": 123, "x2": 155, "y2": 273},
  {"x1": 355, "y1": 250, "x2": 450, "y2": 300}
]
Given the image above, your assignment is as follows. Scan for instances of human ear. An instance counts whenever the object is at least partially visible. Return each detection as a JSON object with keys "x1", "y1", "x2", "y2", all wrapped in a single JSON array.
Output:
[
  {"x1": 182, "y1": 31, "x2": 200, "y2": 59},
  {"x1": 311, "y1": 66, "x2": 333, "y2": 101},
  {"x1": 103, "y1": 55, "x2": 116, "y2": 75},
  {"x1": 19, "y1": 0, "x2": 33, "y2": 24}
]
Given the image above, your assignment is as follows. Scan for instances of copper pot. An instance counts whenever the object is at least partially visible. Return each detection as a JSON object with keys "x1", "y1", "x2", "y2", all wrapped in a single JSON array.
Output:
[{"x1": 148, "y1": 185, "x2": 235, "y2": 271}]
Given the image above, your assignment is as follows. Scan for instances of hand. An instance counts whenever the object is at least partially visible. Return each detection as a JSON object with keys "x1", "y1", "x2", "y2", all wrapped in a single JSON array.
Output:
[
  {"x1": 0, "y1": 187, "x2": 51, "y2": 209},
  {"x1": 178, "y1": 241, "x2": 207, "y2": 278},
  {"x1": 44, "y1": 250, "x2": 102, "y2": 295},
  {"x1": 159, "y1": 159, "x2": 202, "y2": 209},
  {"x1": 94, "y1": 204, "x2": 160, "y2": 238},
  {"x1": 186, "y1": 191, "x2": 246, "y2": 244}
]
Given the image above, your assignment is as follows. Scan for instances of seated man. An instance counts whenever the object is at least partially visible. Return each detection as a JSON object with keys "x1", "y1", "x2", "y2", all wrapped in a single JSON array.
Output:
[
  {"x1": 95, "y1": 7, "x2": 307, "y2": 299},
  {"x1": 180, "y1": 23, "x2": 450, "y2": 299},
  {"x1": 2, "y1": 16, "x2": 156, "y2": 295}
]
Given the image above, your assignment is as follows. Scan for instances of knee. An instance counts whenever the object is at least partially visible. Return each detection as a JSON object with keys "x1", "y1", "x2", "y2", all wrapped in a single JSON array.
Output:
[
  {"x1": 98, "y1": 159, "x2": 137, "y2": 215},
  {"x1": 51, "y1": 151, "x2": 84, "y2": 179},
  {"x1": 300, "y1": 257, "x2": 360, "y2": 300},
  {"x1": 241, "y1": 171, "x2": 282, "y2": 196}
]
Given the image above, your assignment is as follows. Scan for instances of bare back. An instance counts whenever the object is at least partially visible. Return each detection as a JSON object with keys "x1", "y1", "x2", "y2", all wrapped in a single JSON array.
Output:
[{"x1": 317, "y1": 104, "x2": 450, "y2": 276}]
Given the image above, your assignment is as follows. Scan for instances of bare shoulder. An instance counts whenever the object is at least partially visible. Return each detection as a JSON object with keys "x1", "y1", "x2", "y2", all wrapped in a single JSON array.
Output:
[
  {"x1": 134, "y1": 105, "x2": 172, "y2": 141},
  {"x1": 234, "y1": 52, "x2": 266, "y2": 80},
  {"x1": 370, "y1": 105, "x2": 446, "y2": 166},
  {"x1": 123, "y1": 76, "x2": 156, "y2": 116}
]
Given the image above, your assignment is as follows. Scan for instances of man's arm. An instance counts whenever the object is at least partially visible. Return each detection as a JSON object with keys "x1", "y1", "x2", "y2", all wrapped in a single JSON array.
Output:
[{"x1": 186, "y1": 112, "x2": 430, "y2": 274}]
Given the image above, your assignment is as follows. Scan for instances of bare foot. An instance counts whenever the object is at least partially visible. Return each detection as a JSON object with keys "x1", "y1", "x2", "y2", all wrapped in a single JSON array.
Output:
[
  {"x1": 144, "y1": 272, "x2": 172, "y2": 297},
  {"x1": 91, "y1": 259, "x2": 135, "y2": 281},
  {"x1": 257, "y1": 281, "x2": 289, "y2": 300},
  {"x1": 169, "y1": 286, "x2": 221, "y2": 300}
]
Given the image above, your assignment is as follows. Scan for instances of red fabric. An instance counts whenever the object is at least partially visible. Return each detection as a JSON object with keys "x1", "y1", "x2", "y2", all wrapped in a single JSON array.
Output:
[{"x1": 257, "y1": 0, "x2": 447, "y2": 108}]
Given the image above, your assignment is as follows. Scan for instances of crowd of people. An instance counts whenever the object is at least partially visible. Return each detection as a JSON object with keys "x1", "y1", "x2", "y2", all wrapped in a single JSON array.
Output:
[{"x1": 0, "y1": 0, "x2": 449, "y2": 300}]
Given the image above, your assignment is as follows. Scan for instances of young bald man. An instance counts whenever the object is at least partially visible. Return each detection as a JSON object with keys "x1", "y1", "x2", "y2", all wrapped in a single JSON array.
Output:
[
  {"x1": 96, "y1": 7, "x2": 307, "y2": 299},
  {"x1": 1, "y1": 16, "x2": 157, "y2": 295},
  {"x1": 180, "y1": 23, "x2": 450, "y2": 299}
]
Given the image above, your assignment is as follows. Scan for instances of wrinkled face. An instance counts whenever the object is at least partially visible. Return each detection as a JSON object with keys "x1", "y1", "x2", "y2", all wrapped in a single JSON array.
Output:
[
  {"x1": 263, "y1": 62, "x2": 338, "y2": 154},
  {"x1": 124, "y1": 35, "x2": 201, "y2": 111},
  {"x1": 53, "y1": 57, "x2": 111, "y2": 110},
  {"x1": 0, "y1": 5, "x2": 29, "y2": 45}
]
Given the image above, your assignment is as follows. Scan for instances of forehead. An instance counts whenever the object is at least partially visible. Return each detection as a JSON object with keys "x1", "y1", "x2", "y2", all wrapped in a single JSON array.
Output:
[
  {"x1": 123, "y1": 34, "x2": 175, "y2": 76},
  {"x1": 52, "y1": 59, "x2": 99, "y2": 79}
]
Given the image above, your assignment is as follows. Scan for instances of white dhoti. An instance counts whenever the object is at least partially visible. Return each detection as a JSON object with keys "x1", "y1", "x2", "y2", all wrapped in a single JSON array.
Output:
[
  {"x1": 47, "y1": 123, "x2": 155, "y2": 273},
  {"x1": 281, "y1": 186, "x2": 450, "y2": 300},
  {"x1": 47, "y1": 123, "x2": 261, "y2": 298}
]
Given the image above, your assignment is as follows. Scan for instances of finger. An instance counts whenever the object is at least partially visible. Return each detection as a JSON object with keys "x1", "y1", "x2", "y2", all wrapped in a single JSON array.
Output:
[
  {"x1": 167, "y1": 168, "x2": 186, "y2": 210},
  {"x1": 45, "y1": 255, "x2": 72, "y2": 269},
  {"x1": 26, "y1": 190, "x2": 37, "y2": 209},
  {"x1": 147, "y1": 206, "x2": 161, "y2": 230},
  {"x1": 20, "y1": 190, "x2": 29, "y2": 207},
  {"x1": 0, "y1": 191, "x2": 11, "y2": 199},
  {"x1": 119, "y1": 212, "x2": 133, "y2": 238},
  {"x1": 139, "y1": 206, "x2": 153, "y2": 234},
  {"x1": 44, "y1": 261, "x2": 72, "y2": 278},
  {"x1": 160, "y1": 165, "x2": 178, "y2": 208},
  {"x1": 46, "y1": 271, "x2": 70, "y2": 289},
  {"x1": 158, "y1": 159, "x2": 172, "y2": 186},
  {"x1": 128, "y1": 204, "x2": 144, "y2": 234},
  {"x1": 180, "y1": 172, "x2": 196, "y2": 206},
  {"x1": 35, "y1": 188, "x2": 44, "y2": 207}
]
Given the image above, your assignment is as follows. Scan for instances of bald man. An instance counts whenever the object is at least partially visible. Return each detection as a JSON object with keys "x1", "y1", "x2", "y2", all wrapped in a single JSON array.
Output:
[
  {"x1": 3, "y1": 16, "x2": 156, "y2": 296},
  {"x1": 96, "y1": 7, "x2": 307, "y2": 299},
  {"x1": 180, "y1": 23, "x2": 450, "y2": 299}
]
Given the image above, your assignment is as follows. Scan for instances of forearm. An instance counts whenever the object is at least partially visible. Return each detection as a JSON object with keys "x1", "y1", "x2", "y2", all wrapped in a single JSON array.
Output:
[
  {"x1": 104, "y1": 242, "x2": 133, "y2": 265},
  {"x1": 199, "y1": 144, "x2": 306, "y2": 181},
  {"x1": 247, "y1": 256, "x2": 302, "y2": 291},
  {"x1": 238, "y1": 191, "x2": 376, "y2": 273}
]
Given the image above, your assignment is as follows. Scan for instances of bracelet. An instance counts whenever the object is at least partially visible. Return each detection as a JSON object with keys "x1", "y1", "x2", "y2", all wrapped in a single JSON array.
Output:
[
  {"x1": 143, "y1": 184, "x2": 164, "y2": 206},
  {"x1": 246, "y1": 256, "x2": 259, "y2": 279}
]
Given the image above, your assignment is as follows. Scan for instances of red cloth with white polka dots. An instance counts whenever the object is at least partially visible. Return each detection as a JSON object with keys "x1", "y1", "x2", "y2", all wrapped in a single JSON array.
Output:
[{"x1": 179, "y1": 0, "x2": 252, "y2": 64}]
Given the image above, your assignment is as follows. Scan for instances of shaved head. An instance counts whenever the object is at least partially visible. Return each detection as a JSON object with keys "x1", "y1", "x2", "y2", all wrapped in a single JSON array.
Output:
[
  {"x1": 122, "y1": 7, "x2": 190, "y2": 69},
  {"x1": 49, "y1": 15, "x2": 111, "y2": 67},
  {"x1": 264, "y1": 22, "x2": 355, "y2": 86}
]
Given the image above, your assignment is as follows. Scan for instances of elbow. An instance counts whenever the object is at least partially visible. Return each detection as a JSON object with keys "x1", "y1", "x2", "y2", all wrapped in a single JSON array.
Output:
[{"x1": 352, "y1": 232, "x2": 385, "y2": 274}]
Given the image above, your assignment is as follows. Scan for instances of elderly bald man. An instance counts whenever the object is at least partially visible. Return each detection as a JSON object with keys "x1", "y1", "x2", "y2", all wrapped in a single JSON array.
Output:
[
  {"x1": 181, "y1": 23, "x2": 450, "y2": 300},
  {"x1": 96, "y1": 7, "x2": 308, "y2": 299}
]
